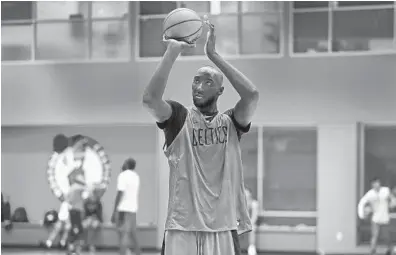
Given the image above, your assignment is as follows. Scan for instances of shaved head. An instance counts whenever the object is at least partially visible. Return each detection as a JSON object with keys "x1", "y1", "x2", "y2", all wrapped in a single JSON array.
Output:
[
  {"x1": 197, "y1": 66, "x2": 223, "y2": 87},
  {"x1": 192, "y1": 66, "x2": 224, "y2": 110}
]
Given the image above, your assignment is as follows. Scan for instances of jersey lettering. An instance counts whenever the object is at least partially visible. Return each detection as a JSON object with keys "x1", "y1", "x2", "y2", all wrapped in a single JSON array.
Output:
[{"x1": 192, "y1": 126, "x2": 228, "y2": 146}]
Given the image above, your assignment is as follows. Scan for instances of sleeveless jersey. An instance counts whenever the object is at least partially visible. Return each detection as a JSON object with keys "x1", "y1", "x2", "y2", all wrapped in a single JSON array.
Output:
[{"x1": 159, "y1": 101, "x2": 252, "y2": 234}]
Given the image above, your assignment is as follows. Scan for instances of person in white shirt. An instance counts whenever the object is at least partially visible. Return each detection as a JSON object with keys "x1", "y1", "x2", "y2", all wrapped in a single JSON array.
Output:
[
  {"x1": 357, "y1": 178, "x2": 395, "y2": 255},
  {"x1": 111, "y1": 158, "x2": 141, "y2": 255}
]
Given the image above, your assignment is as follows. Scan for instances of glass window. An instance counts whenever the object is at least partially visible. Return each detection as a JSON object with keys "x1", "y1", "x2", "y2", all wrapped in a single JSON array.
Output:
[
  {"x1": 1, "y1": 1, "x2": 33, "y2": 21},
  {"x1": 241, "y1": 14, "x2": 281, "y2": 54},
  {"x1": 36, "y1": 1, "x2": 89, "y2": 20},
  {"x1": 36, "y1": 21, "x2": 88, "y2": 60},
  {"x1": 206, "y1": 15, "x2": 238, "y2": 55},
  {"x1": 241, "y1": 127, "x2": 258, "y2": 199},
  {"x1": 358, "y1": 126, "x2": 396, "y2": 245},
  {"x1": 262, "y1": 128, "x2": 317, "y2": 211},
  {"x1": 179, "y1": 1, "x2": 209, "y2": 13},
  {"x1": 139, "y1": 18, "x2": 165, "y2": 57},
  {"x1": 363, "y1": 126, "x2": 396, "y2": 195},
  {"x1": 336, "y1": 1, "x2": 393, "y2": 7},
  {"x1": 242, "y1": 1, "x2": 281, "y2": 13},
  {"x1": 218, "y1": 1, "x2": 238, "y2": 13},
  {"x1": 91, "y1": 19, "x2": 130, "y2": 59},
  {"x1": 293, "y1": 1, "x2": 329, "y2": 9},
  {"x1": 1, "y1": 24, "x2": 32, "y2": 61},
  {"x1": 333, "y1": 9, "x2": 394, "y2": 52},
  {"x1": 293, "y1": 12, "x2": 329, "y2": 53},
  {"x1": 92, "y1": 1, "x2": 128, "y2": 18},
  {"x1": 139, "y1": 1, "x2": 176, "y2": 15}
]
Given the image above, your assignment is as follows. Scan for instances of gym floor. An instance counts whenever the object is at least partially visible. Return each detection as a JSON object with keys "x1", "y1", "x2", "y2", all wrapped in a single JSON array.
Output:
[
  {"x1": 0, "y1": 248, "x2": 324, "y2": 255},
  {"x1": 1, "y1": 249, "x2": 160, "y2": 255},
  {"x1": 0, "y1": 248, "x2": 264, "y2": 255}
]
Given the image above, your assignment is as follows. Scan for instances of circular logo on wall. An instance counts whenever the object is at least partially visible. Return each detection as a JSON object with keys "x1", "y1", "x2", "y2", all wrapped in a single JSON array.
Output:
[{"x1": 47, "y1": 134, "x2": 111, "y2": 201}]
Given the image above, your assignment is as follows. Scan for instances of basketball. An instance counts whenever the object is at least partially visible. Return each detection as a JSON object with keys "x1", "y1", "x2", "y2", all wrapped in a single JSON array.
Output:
[{"x1": 163, "y1": 8, "x2": 203, "y2": 44}]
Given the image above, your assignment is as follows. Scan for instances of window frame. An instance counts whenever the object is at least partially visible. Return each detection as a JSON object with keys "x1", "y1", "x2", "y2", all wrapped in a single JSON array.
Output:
[
  {"x1": 251, "y1": 123, "x2": 318, "y2": 219},
  {"x1": 135, "y1": 1, "x2": 285, "y2": 61},
  {"x1": 289, "y1": 1, "x2": 396, "y2": 58},
  {"x1": 358, "y1": 122, "x2": 396, "y2": 220},
  {"x1": 1, "y1": 1, "x2": 132, "y2": 64}
]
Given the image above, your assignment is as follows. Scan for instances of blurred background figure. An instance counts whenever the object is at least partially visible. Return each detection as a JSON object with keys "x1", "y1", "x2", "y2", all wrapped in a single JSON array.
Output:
[
  {"x1": 44, "y1": 201, "x2": 71, "y2": 248},
  {"x1": 2, "y1": 193, "x2": 13, "y2": 231},
  {"x1": 112, "y1": 158, "x2": 141, "y2": 255},
  {"x1": 358, "y1": 178, "x2": 394, "y2": 255},
  {"x1": 82, "y1": 184, "x2": 104, "y2": 253}
]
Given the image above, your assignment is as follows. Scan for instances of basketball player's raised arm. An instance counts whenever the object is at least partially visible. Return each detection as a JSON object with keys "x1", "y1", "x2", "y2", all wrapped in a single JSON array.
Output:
[
  {"x1": 142, "y1": 38, "x2": 196, "y2": 122},
  {"x1": 204, "y1": 19, "x2": 259, "y2": 127}
]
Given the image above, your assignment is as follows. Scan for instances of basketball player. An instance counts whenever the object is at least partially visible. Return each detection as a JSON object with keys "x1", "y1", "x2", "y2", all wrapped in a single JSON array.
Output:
[
  {"x1": 65, "y1": 138, "x2": 90, "y2": 255},
  {"x1": 358, "y1": 178, "x2": 395, "y2": 255},
  {"x1": 111, "y1": 158, "x2": 141, "y2": 255},
  {"x1": 45, "y1": 201, "x2": 71, "y2": 248},
  {"x1": 142, "y1": 18, "x2": 259, "y2": 255},
  {"x1": 82, "y1": 195, "x2": 103, "y2": 252},
  {"x1": 245, "y1": 188, "x2": 259, "y2": 255}
]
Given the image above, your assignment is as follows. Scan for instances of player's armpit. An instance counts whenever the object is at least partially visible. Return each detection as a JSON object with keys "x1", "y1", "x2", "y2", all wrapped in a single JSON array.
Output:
[
  {"x1": 142, "y1": 98, "x2": 173, "y2": 123},
  {"x1": 234, "y1": 95, "x2": 259, "y2": 127}
]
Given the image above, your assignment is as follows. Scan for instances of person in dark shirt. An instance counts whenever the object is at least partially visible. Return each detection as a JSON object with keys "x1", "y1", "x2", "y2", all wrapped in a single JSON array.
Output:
[
  {"x1": 82, "y1": 189, "x2": 103, "y2": 252},
  {"x1": 2, "y1": 193, "x2": 12, "y2": 231}
]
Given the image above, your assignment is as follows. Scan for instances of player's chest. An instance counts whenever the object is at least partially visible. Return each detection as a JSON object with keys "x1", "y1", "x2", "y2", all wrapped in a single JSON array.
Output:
[
  {"x1": 187, "y1": 116, "x2": 231, "y2": 147},
  {"x1": 371, "y1": 191, "x2": 389, "y2": 203}
]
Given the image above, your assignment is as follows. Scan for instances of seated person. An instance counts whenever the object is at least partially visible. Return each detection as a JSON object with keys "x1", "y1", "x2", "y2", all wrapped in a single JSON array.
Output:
[
  {"x1": 82, "y1": 194, "x2": 103, "y2": 252},
  {"x1": 1, "y1": 193, "x2": 12, "y2": 231}
]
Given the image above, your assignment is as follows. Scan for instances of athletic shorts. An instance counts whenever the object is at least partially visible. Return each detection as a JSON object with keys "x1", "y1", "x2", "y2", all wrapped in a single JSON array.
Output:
[
  {"x1": 161, "y1": 230, "x2": 241, "y2": 255},
  {"x1": 371, "y1": 221, "x2": 391, "y2": 241},
  {"x1": 117, "y1": 211, "x2": 137, "y2": 233},
  {"x1": 68, "y1": 209, "x2": 83, "y2": 242}
]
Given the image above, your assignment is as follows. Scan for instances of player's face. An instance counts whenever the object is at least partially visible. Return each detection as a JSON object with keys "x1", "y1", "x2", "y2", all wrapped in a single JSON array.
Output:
[
  {"x1": 371, "y1": 180, "x2": 381, "y2": 190},
  {"x1": 192, "y1": 67, "x2": 223, "y2": 108}
]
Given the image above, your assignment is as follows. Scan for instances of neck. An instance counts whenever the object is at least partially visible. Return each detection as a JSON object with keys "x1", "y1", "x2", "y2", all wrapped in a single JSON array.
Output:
[{"x1": 196, "y1": 103, "x2": 218, "y2": 116}]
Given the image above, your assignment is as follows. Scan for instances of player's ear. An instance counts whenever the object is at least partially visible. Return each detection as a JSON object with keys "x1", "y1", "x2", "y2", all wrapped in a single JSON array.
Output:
[{"x1": 218, "y1": 86, "x2": 224, "y2": 96}]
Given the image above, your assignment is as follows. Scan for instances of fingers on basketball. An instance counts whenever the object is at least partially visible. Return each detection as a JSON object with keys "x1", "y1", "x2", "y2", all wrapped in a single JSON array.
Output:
[{"x1": 163, "y1": 8, "x2": 202, "y2": 47}]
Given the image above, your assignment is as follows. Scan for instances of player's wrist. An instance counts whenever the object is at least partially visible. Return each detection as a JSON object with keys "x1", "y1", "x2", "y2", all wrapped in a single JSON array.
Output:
[
  {"x1": 207, "y1": 50, "x2": 220, "y2": 61},
  {"x1": 166, "y1": 44, "x2": 183, "y2": 56}
]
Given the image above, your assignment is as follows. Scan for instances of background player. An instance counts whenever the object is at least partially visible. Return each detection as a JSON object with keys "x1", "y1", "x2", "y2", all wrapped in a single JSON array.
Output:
[
  {"x1": 82, "y1": 190, "x2": 103, "y2": 253},
  {"x1": 358, "y1": 178, "x2": 395, "y2": 255},
  {"x1": 64, "y1": 137, "x2": 91, "y2": 255},
  {"x1": 142, "y1": 18, "x2": 259, "y2": 255},
  {"x1": 45, "y1": 201, "x2": 71, "y2": 248},
  {"x1": 111, "y1": 158, "x2": 141, "y2": 255}
]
